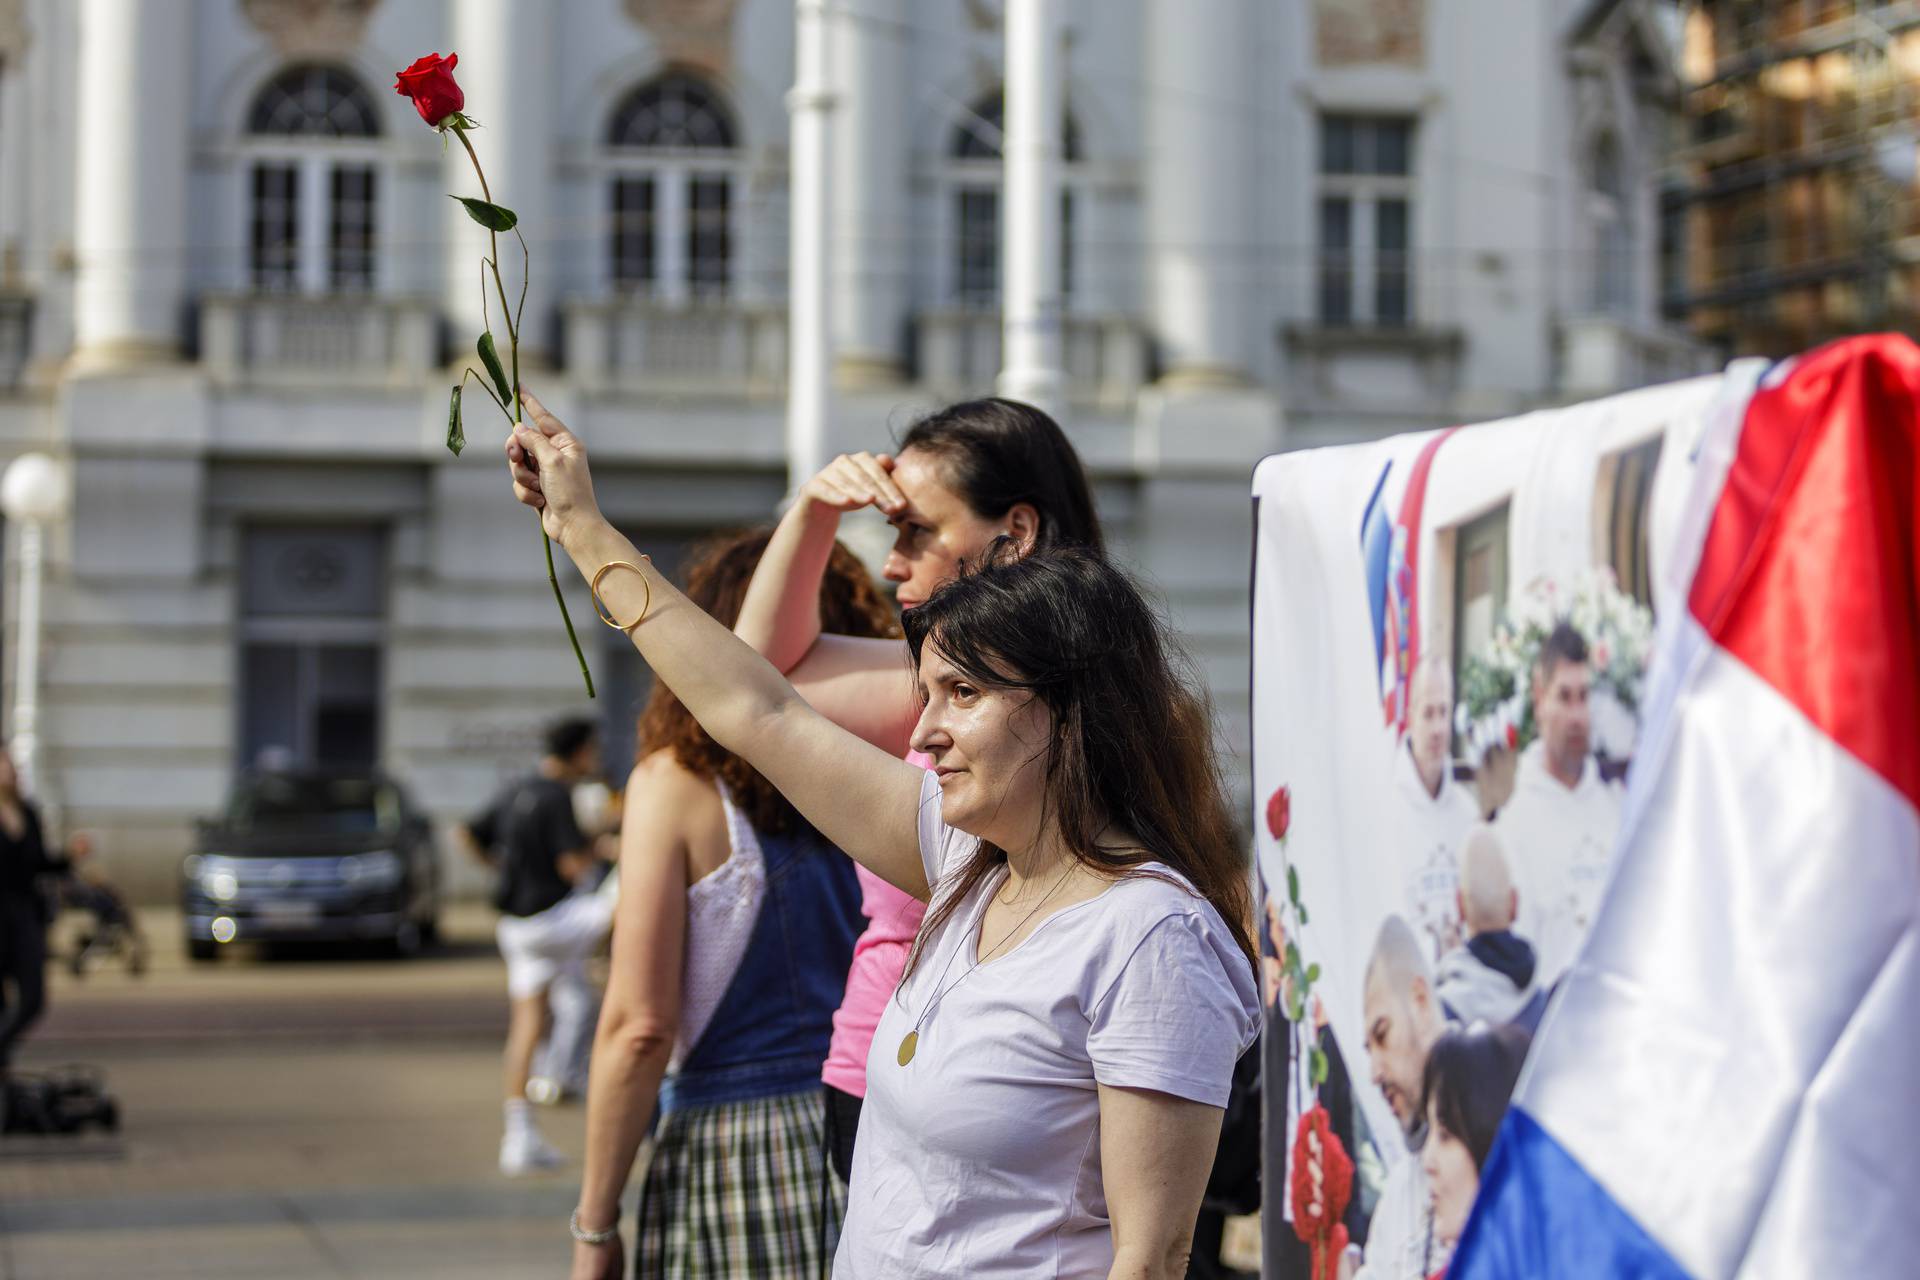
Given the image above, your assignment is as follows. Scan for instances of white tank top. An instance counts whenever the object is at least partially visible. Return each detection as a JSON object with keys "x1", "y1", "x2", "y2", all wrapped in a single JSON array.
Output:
[{"x1": 669, "y1": 784, "x2": 766, "y2": 1071}]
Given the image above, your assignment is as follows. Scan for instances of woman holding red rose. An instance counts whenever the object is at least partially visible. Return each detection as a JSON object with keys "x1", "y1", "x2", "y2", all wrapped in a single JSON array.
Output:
[{"x1": 505, "y1": 393, "x2": 1260, "y2": 1279}]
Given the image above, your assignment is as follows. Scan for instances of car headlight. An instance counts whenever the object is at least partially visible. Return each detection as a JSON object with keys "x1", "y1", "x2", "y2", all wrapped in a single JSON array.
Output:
[
  {"x1": 345, "y1": 849, "x2": 403, "y2": 889},
  {"x1": 206, "y1": 870, "x2": 239, "y2": 902},
  {"x1": 182, "y1": 854, "x2": 204, "y2": 880}
]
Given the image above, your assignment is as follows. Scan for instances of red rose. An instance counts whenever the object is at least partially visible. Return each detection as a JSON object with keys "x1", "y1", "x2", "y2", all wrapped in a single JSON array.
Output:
[
  {"x1": 1506, "y1": 722, "x2": 1520, "y2": 750},
  {"x1": 395, "y1": 52, "x2": 463, "y2": 128},
  {"x1": 1266, "y1": 785, "x2": 1291, "y2": 841}
]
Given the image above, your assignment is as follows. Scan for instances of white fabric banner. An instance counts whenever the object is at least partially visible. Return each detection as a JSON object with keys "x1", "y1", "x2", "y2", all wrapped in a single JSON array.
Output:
[{"x1": 1249, "y1": 371, "x2": 1741, "y2": 1246}]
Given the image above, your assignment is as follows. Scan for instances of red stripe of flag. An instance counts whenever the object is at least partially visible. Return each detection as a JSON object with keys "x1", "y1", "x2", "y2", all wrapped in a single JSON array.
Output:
[{"x1": 1687, "y1": 334, "x2": 1920, "y2": 813}]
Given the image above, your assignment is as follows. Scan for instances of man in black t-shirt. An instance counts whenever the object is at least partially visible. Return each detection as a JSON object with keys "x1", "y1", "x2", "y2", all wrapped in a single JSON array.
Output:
[{"x1": 459, "y1": 717, "x2": 610, "y2": 1175}]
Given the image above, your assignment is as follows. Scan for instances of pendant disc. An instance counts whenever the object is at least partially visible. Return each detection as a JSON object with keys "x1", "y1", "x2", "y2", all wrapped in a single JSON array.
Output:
[{"x1": 897, "y1": 1031, "x2": 918, "y2": 1066}]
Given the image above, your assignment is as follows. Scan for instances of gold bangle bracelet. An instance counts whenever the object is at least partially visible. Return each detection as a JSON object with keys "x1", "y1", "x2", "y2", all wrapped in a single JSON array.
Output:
[{"x1": 591, "y1": 557, "x2": 653, "y2": 634}]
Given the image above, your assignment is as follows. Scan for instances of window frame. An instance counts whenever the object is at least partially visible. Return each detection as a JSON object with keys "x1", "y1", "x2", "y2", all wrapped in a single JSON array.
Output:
[
  {"x1": 934, "y1": 90, "x2": 1088, "y2": 312},
  {"x1": 1588, "y1": 134, "x2": 1636, "y2": 317},
  {"x1": 1316, "y1": 113, "x2": 1419, "y2": 329},
  {"x1": 239, "y1": 65, "x2": 387, "y2": 297},
  {"x1": 601, "y1": 74, "x2": 744, "y2": 304}
]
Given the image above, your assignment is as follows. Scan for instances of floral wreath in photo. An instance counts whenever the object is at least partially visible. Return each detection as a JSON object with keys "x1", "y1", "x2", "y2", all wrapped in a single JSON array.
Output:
[{"x1": 1454, "y1": 565, "x2": 1654, "y2": 766}]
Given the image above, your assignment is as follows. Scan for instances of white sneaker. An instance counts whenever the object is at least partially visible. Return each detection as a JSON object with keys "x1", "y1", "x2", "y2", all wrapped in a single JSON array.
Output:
[
  {"x1": 499, "y1": 1127, "x2": 566, "y2": 1176},
  {"x1": 524, "y1": 1076, "x2": 563, "y2": 1106}
]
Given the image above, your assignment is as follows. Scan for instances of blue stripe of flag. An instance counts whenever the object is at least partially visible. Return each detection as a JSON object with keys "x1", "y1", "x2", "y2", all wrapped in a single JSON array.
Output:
[{"x1": 1450, "y1": 1108, "x2": 1694, "y2": 1280}]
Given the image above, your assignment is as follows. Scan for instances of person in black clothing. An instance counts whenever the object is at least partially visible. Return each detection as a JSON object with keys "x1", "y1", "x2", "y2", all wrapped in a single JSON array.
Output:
[
  {"x1": 459, "y1": 717, "x2": 610, "y2": 1175},
  {"x1": 0, "y1": 747, "x2": 63, "y2": 1079}
]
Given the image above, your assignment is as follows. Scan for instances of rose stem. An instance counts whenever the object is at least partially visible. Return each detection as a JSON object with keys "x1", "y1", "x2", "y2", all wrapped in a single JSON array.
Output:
[{"x1": 455, "y1": 125, "x2": 594, "y2": 698}]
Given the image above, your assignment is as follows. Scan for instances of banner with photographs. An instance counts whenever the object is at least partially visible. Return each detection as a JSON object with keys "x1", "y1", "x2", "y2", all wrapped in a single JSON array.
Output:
[{"x1": 1251, "y1": 367, "x2": 1756, "y2": 1278}]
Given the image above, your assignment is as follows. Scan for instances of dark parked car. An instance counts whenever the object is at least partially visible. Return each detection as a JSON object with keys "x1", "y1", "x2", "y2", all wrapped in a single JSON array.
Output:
[{"x1": 182, "y1": 771, "x2": 441, "y2": 961}]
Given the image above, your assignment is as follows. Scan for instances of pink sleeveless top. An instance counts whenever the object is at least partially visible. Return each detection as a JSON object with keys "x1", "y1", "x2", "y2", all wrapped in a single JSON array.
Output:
[{"x1": 820, "y1": 752, "x2": 932, "y2": 1098}]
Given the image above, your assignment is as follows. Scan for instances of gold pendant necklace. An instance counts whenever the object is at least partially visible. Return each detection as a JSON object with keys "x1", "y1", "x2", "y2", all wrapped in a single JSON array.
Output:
[{"x1": 897, "y1": 862, "x2": 1075, "y2": 1068}]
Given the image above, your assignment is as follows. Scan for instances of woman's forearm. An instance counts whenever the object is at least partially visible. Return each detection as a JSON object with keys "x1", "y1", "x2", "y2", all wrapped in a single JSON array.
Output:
[
  {"x1": 1106, "y1": 1249, "x2": 1181, "y2": 1280},
  {"x1": 576, "y1": 1013, "x2": 672, "y2": 1228},
  {"x1": 562, "y1": 518, "x2": 805, "y2": 757},
  {"x1": 734, "y1": 497, "x2": 841, "y2": 673}
]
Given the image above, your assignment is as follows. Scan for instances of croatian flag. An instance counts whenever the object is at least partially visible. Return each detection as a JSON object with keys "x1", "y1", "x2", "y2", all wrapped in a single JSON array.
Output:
[{"x1": 1452, "y1": 335, "x2": 1920, "y2": 1277}]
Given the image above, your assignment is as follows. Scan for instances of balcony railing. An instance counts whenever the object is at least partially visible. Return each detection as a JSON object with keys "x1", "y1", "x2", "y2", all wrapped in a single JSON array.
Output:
[
  {"x1": 561, "y1": 299, "x2": 787, "y2": 397},
  {"x1": 0, "y1": 292, "x2": 32, "y2": 393},
  {"x1": 199, "y1": 293, "x2": 436, "y2": 389},
  {"x1": 1559, "y1": 315, "x2": 1716, "y2": 398},
  {"x1": 914, "y1": 310, "x2": 1149, "y2": 409}
]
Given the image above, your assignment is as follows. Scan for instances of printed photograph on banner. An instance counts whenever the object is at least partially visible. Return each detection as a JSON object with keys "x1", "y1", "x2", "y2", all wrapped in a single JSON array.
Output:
[{"x1": 1250, "y1": 371, "x2": 1732, "y2": 1278}]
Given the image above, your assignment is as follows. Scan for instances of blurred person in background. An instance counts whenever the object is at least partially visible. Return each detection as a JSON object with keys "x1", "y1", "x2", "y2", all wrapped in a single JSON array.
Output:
[
  {"x1": 0, "y1": 746, "x2": 63, "y2": 1096},
  {"x1": 527, "y1": 779, "x2": 622, "y2": 1106},
  {"x1": 568, "y1": 529, "x2": 891, "y2": 1279},
  {"x1": 459, "y1": 716, "x2": 612, "y2": 1175}
]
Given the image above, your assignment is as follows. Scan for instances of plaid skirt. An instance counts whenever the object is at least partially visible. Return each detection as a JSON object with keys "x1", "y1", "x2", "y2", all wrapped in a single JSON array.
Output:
[{"x1": 633, "y1": 1085, "x2": 844, "y2": 1280}]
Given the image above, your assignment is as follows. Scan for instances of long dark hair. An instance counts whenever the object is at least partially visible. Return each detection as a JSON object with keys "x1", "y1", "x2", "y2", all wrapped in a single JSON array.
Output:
[
  {"x1": 899, "y1": 545, "x2": 1255, "y2": 978},
  {"x1": 638, "y1": 528, "x2": 899, "y2": 835},
  {"x1": 898, "y1": 398, "x2": 1103, "y2": 557},
  {"x1": 1420, "y1": 1022, "x2": 1532, "y2": 1172}
]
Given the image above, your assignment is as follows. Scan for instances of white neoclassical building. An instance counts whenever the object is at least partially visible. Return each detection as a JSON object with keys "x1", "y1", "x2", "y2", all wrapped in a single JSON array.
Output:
[{"x1": 0, "y1": 0, "x2": 1698, "y2": 897}]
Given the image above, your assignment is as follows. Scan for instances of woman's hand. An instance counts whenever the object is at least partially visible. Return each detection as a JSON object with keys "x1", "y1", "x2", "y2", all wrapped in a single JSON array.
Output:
[
  {"x1": 569, "y1": 1235, "x2": 623, "y2": 1280},
  {"x1": 505, "y1": 389, "x2": 603, "y2": 549},
  {"x1": 800, "y1": 451, "x2": 909, "y2": 518}
]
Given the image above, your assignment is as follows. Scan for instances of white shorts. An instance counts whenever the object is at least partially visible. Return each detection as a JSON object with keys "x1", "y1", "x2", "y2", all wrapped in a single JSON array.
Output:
[{"x1": 496, "y1": 888, "x2": 615, "y2": 1000}]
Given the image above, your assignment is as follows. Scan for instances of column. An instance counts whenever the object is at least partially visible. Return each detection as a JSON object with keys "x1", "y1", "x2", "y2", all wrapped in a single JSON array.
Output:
[
  {"x1": 1144, "y1": 0, "x2": 1254, "y2": 385},
  {"x1": 997, "y1": 0, "x2": 1065, "y2": 417},
  {"x1": 72, "y1": 0, "x2": 192, "y2": 365},
  {"x1": 447, "y1": 0, "x2": 555, "y2": 364},
  {"x1": 830, "y1": 0, "x2": 910, "y2": 386},
  {"x1": 788, "y1": 0, "x2": 836, "y2": 487}
]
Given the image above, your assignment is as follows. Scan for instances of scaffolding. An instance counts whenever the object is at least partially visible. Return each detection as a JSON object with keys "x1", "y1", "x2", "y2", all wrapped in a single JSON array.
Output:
[{"x1": 1677, "y1": 1, "x2": 1920, "y2": 355}]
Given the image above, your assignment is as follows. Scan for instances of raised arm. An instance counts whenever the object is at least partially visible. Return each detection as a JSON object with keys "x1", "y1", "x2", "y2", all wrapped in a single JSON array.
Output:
[
  {"x1": 734, "y1": 455, "x2": 919, "y2": 754},
  {"x1": 505, "y1": 392, "x2": 929, "y2": 899}
]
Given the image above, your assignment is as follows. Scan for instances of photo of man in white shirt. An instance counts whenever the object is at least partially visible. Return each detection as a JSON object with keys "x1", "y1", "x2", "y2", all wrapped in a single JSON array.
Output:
[
  {"x1": 1492, "y1": 623, "x2": 1624, "y2": 989},
  {"x1": 1390, "y1": 655, "x2": 1482, "y2": 965}
]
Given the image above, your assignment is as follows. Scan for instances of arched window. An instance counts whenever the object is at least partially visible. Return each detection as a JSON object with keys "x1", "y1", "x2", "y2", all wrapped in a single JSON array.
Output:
[
  {"x1": 244, "y1": 65, "x2": 383, "y2": 293},
  {"x1": 606, "y1": 72, "x2": 740, "y2": 298},
  {"x1": 944, "y1": 89, "x2": 1084, "y2": 307},
  {"x1": 1590, "y1": 135, "x2": 1635, "y2": 316}
]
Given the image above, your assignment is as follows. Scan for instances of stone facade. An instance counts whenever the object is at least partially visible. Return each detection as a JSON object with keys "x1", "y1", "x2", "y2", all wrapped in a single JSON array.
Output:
[{"x1": 0, "y1": 0, "x2": 1693, "y2": 899}]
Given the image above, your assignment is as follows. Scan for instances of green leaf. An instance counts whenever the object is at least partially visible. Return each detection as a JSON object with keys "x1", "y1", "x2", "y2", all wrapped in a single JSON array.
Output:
[
  {"x1": 1297, "y1": 904, "x2": 1310, "y2": 925},
  {"x1": 1306, "y1": 962, "x2": 1321, "y2": 985},
  {"x1": 1283, "y1": 941, "x2": 1301, "y2": 976},
  {"x1": 1310, "y1": 1046, "x2": 1329, "y2": 1086},
  {"x1": 1287, "y1": 991, "x2": 1305, "y2": 1024},
  {"x1": 445, "y1": 384, "x2": 464, "y2": 457},
  {"x1": 477, "y1": 332, "x2": 513, "y2": 407},
  {"x1": 450, "y1": 194, "x2": 518, "y2": 232},
  {"x1": 1287, "y1": 864, "x2": 1301, "y2": 906}
]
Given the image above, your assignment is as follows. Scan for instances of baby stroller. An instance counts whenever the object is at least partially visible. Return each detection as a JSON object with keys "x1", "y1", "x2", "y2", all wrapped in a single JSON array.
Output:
[{"x1": 55, "y1": 839, "x2": 148, "y2": 978}]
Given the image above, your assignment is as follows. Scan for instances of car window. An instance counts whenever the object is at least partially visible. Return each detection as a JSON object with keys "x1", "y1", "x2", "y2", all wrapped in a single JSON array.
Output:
[{"x1": 227, "y1": 775, "x2": 402, "y2": 834}]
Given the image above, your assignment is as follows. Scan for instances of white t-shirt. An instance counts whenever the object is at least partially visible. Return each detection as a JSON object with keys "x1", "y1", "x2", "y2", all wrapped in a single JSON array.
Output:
[
  {"x1": 1493, "y1": 743, "x2": 1624, "y2": 989},
  {"x1": 834, "y1": 772, "x2": 1260, "y2": 1279},
  {"x1": 1388, "y1": 742, "x2": 1481, "y2": 965}
]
